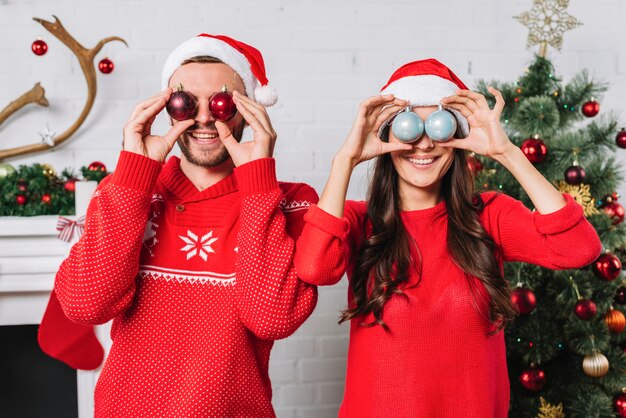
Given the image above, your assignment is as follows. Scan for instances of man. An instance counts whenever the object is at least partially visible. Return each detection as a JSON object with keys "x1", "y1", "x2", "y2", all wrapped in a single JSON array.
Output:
[{"x1": 49, "y1": 34, "x2": 318, "y2": 417}]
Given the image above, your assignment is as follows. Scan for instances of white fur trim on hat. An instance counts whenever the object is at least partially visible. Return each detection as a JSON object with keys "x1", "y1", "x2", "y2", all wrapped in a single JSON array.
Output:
[
  {"x1": 380, "y1": 75, "x2": 469, "y2": 137},
  {"x1": 254, "y1": 84, "x2": 278, "y2": 107},
  {"x1": 162, "y1": 37, "x2": 270, "y2": 104}
]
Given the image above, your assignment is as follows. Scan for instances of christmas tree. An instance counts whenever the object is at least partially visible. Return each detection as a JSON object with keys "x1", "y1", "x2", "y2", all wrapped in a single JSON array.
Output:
[{"x1": 473, "y1": 46, "x2": 626, "y2": 418}]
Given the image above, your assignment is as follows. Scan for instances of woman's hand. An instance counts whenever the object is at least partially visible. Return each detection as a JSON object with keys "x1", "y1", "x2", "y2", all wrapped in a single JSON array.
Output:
[
  {"x1": 336, "y1": 94, "x2": 413, "y2": 168},
  {"x1": 439, "y1": 87, "x2": 516, "y2": 161},
  {"x1": 123, "y1": 88, "x2": 194, "y2": 162}
]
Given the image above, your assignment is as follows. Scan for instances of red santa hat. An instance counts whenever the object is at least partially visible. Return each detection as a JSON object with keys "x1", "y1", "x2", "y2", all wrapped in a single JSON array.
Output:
[
  {"x1": 380, "y1": 59, "x2": 470, "y2": 137},
  {"x1": 161, "y1": 34, "x2": 277, "y2": 107}
]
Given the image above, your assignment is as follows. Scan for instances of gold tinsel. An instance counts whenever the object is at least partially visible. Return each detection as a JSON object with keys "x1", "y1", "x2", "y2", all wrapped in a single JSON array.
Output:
[
  {"x1": 514, "y1": 0, "x2": 582, "y2": 57},
  {"x1": 536, "y1": 397, "x2": 565, "y2": 418},
  {"x1": 556, "y1": 181, "x2": 599, "y2": 218}
]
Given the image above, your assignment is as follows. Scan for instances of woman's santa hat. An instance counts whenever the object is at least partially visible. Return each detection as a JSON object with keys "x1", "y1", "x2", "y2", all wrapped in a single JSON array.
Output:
[
  {"x1": 380, "y1": 59, "x2": 470, "y2": 137},
  {"x1": 161, "y1": 34, "x2": 277, "y2": 107}
]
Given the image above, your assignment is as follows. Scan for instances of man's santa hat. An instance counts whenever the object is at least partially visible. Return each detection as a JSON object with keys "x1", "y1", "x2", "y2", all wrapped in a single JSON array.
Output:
[
  {"x1": 380, "y1": 58, "x2": 470, "y2": 137},
  {"x1": 161, "y1": 34, "x2": 277, "y2": 107}
]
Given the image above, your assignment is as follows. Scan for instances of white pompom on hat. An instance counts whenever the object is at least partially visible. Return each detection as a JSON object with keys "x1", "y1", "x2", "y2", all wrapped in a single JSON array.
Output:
[
  {"x1": 380, "y1": 59, "x2": 470, "y2": 138},
  {"x1": 161, "y1": 34, "x2": 277, "y2": 107}
]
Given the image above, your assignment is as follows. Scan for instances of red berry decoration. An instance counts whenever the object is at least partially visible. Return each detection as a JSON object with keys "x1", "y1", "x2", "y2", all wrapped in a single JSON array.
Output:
[
  {"x1": 615, "y1": 287, "x2": 626, "y2": 305},
  {"x1": 16, "y1": 195, "x2": 27, "y2": 205},
  {"x1": 575, "y1": 299, "x2": 597, "y2": 320},
  {"x1": 511, "y1": 287, "x2": 537, "y2": 315},
  {"x1": 582, "y1": 100, "x2": 600, "y2": 117},
  {"x1": 593, "y1": 253, "x2": 622, "y2": 281},
  {"x1": 64, "y1": 178, "x2": 77, "y2": 192},
  {"x1": 31, "y1": 38, "x2": 48, "y2": 56},
  {"x1": 564, "y1": 165, "x2": 586, "y2": 185},
  {"x1": 616, "y1": 392, "x2": 626, "y2": 418},
  {"x1": 88, "y1": 161, "x2": 107, "y2": 173},
  {"x1": 98, "y1": 58, "x2": 114, "y2": 74},
  {"x1": 617, "y1": 129, "x2": 626, "y2": 149},
  {"x1": 166, "y1": 83, "x2": 197, "y2": 121},
  {"x1": 41, "y1": 194, "x2": 52, "y2": 205},
  {"x1": 520, "y1": 137, "x2": 548, "y2": 164},
  {"x1": 209, "y1": 85, "x2": 237, "y2": 121},
  {"x1": 467, "y1": 154, "x2": 483, "y2": 175},
  {"x1": 519, "y1": 367, "x2": 546, "y2": 392}
]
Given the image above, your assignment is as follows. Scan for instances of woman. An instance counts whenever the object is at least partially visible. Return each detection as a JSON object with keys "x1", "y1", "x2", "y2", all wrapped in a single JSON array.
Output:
[{"x1": 294, "y1": 59, "x2": 601, "y2": 417}]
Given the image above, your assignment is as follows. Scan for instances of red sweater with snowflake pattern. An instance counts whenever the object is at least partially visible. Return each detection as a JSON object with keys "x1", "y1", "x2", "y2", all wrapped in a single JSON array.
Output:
[
  {"x1": 295, "y1": 192, "x2": 601, "y2": 418},
  {"x1": 54, "y1": 151, "x2": 318, "y2": 418}
]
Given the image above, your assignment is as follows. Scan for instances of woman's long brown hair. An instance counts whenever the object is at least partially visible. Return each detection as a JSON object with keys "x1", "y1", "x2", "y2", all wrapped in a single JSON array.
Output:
[{"x1": 339, "y1": 145, "x2": 516, "y2": 332}]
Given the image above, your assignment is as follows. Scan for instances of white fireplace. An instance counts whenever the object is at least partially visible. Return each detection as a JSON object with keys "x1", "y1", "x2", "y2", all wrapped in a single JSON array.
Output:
[{"x1": 0, "y1": 195, "x2": 110, "y2": 418}]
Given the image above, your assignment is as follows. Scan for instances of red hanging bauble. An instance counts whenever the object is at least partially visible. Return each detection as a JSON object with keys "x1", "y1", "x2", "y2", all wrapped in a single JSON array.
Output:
[
  {"x1": 166, "y1": 83, "x2": 198, "y2": 121},
  {"x1": 605, "y1": 308, "x2": 626, "y2": 333},
  {"x1": 88, "y1": 161, "x2": 107, "y2": 173},
  {"x1": 64, "y1": 178, "x2": 77, "y2": 192},
  {"x1": 16, "y1": 195, "x2": 27, "y2": 205},
  {"x1": 467, "y1": 154, "x2": 483, "y2": 175},
  {"x1": 98, "y1": 58, "x2": 114, "y2": 74},
  {"x1": 520, "y1": 137, "x2": 548, "y2": 164},
  {"x1": 575, "y1": 299, "x2": 597, "y2": 320},
  {"x1": 209, "y1": 85, "x2": 237, "y2": 121},
  {"x1": 603, "y1": 201, "x2": 625, "y2": 225},
  {"x1": 519, "y1": 367, "x2": 546, "y2": 391},
  {"x1": 16, "y1": 180, "x2": 28, "y2": 193},
  {"x1": 41, "y1": 194, "x2": 52, "y2": 205},
  {"x1": 31, "y1": 38, "x2": 48, "y2": 56},
  {"x1": 615, "y1": 392, "x2": 626, "y2": 418},
  {"x1": 564, "y1": 165, "x2": 587, "y2": 185},
  {"x1": 582, "y1": 100, "x2": 600, "y2": 117},
  {"x1": 593, "y1": 253, "x2": 622, "y2": 281},
  {"x1": 616, "y1": 287, "x2": 626, "y2": 305},
  {"x1": 617, "y1": 129, "x2": 626, "y2": 149},
  {"x1": 511, "y1": 287, "x2": 537, "y2": 315}
]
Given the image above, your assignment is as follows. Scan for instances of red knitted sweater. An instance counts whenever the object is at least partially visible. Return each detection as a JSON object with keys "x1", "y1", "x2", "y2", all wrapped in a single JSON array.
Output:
[
  {"x1": 54, "y1": 151, "x2": 318, "y2": 417},
  {"x1": 295, "y1": 192, "x2": 601, "y2": 418}
]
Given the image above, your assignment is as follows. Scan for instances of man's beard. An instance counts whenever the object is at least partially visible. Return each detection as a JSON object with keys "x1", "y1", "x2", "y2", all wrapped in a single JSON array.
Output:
[{"x1": 177, "y1": 121, "x2": 245, "y2": 168}]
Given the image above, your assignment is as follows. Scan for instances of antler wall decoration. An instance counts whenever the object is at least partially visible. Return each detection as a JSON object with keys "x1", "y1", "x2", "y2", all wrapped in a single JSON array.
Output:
[{"x1": 0, "y1": 15, "x2": 127, "y2": 161}]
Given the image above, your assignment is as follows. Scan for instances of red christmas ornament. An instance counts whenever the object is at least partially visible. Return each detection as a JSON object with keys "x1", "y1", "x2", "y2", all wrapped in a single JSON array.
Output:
[
  {"x1": 64, "y1": 178, "x2": 77, "y2": 192},
  {"x1": 41, "y1": 194, "x2": 52, "y2": 205},
  {"x1": 616, "y1": 129, "x2": 626, "y2": 149},
  {"x1": 31, "y1": 38, "x2": 48, "y2": 56},
  {"x1": 17, "y1": 180, "x2": 28, "y2": 192},
  {"x1": 615, "y1": 287, "x2": 626, "y2": 305},
  {"x1": 616, "y1": 392, "x2": 626, "y2": 418},
  {"x1": 16, "y1": 195, "x2": 27, "y2": 205},
  {"x1": 467, "y1": 154, "x2": 483, "y2": 175},
  {"x1": 564, "y1": 165, "x2": 587, "y2": 185},
  {"x1": 519, "y1": 367, "x2": 546, "y2": 392},
  {"x1": 582, "y1": 100, "x2": 600, "y2": 117},
  {"x1": 209, "y1": 85, "x2": 237, "y2": 121},
  {"x1": 166, "y1": 84, "x2": 197, "y2": 121},
  {"x1": 605, "y1": 308, "x2": 626, "y2": 333},
  {"x1": 88, "y1": 161, "x2": 107, "y2": 173},
  {"x1": 593, "y1": 253, "x2": 622, "y2": 281},
  {"x1": 511, "y1": 287, "x2": 537, "y2": 315},
  {"x1": 603, "y1": 201, "x2": 625, "y2": 225},
  {"x1": 575, "y1": 299, "x2": 597, "y2": 320},
  {"x1": 98, "y1": 58, "x2": 114, "y2": 74},
  {"x1": 520, "y1": 138, "x2": 548, "y2": 164}
]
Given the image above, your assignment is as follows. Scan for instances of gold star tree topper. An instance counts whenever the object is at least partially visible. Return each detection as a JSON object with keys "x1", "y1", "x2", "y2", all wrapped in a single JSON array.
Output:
[{"x1": 515, "y1": 0, "x2": 582, "y2": 57}]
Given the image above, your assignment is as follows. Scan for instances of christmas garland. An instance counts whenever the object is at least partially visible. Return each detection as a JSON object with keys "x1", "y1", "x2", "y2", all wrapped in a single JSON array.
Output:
[{"x1": 0, "y1": 161, "x2": 107, "y2": 216}]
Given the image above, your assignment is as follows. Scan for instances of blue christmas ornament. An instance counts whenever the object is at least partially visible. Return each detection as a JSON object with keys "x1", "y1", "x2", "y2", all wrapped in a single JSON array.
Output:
[
  {"x1": 391, "y1": 107, "x2": 424, "y2": 143},
  {"x1": 424, "y1": 105, "x2": 457, "y2": 141}
]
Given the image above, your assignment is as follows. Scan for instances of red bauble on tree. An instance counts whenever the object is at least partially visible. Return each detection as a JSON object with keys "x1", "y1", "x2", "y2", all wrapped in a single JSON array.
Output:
[
  {"x1": 209, "y1": 85, "x2": 237, "y2": 121},
  {"x1": 31, "y1": 38, "x2": 48, "y2": 56},
  {"x1": 520, "y1": 137, "x2": 548, "y2": 164},
  {"x1": 166, "y1": 83, "x2": 198, "y2": 121},
  {"x1": 98, "y1": 58, "x2": 114, "y2": 74},
  {"x1": 17, "y1": 180, "x2": 28, "y2": 192},
  {"x1": 582, "y1": 100, "x2": 600, "y2": 117},
  {"x1": 601, "y1": 195, "x2": 625, "y2": 225},
  {"x1": 519, "y1": 367, "x2": 546, "y2": 391},
  {"x1": 16, "y1": 195, "x2": 27, "y2": 205},
  {"x1": 88, "y1": 161, "x2": 107, "y2": 173},
  {"x1": 593, "y1": 253, "x2": 622, "y2": 281},
  {"x1": 605, "y1": 308, "x2": 626, "y2": 334},
  {"x1": 617, "y1": 129, "x2": 626, "y2": 149},
  {"x1": 575, "y1": 299, "x2": 597, "y2": 320},
  {"x1": 511, "y1": 287, "x2": 537, "y2": 315},
  {"x1": 64, "y1": 178, "x2": 77, "y2": 192},
  {"x1": 564, "y1": 165, "x2": 587, "y2": 185},
  {"x1": 615, "y1": 287, "x2": 626, "y2": 305},
  {"x1": 41, "y1": 194, "x2": 52, "y2": 205},
  {"x1": 615, "y1": 392, "x2": 626, "y2": 417}
]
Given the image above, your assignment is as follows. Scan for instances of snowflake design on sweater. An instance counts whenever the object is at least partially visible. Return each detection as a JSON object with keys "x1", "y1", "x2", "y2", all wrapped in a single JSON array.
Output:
[{"x1": 179, "y1": 230, "x2": 218, "y2": 261}]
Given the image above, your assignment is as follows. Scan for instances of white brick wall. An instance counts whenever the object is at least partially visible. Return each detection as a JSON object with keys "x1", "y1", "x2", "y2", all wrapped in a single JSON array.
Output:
[{"x1": 1, "y1": 1, "x2": 625, "y2": 416}]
